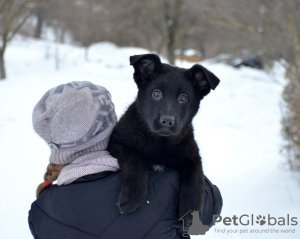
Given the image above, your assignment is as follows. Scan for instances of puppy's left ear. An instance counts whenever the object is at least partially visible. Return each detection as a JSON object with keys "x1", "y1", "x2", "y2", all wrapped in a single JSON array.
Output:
[{"x1": 188, "y1": 64, "x2": 220, "y2": 96}]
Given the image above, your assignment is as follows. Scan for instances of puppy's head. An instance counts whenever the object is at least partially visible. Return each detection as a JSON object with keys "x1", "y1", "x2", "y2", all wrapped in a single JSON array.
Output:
[{"x1": 130, "y1": 54, "x2": 220, "y2": 137}]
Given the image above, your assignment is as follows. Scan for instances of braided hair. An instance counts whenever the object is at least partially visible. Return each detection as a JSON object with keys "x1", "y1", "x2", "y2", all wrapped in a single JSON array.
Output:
[{"x1": 36, "y1": 163, "x2": 64, "y2": 198}]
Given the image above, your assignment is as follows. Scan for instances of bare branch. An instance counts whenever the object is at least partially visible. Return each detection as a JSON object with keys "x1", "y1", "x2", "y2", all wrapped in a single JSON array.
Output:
[
  {"x1": 0, "y1": 0, "x2": 53, "y2": 79},
  {"x1": 0, "y1": 0, "x2": 9, "y2": 14},
  {"x1": 7, "y1": 0, "x2": 53, "y2": 42},
  {"x1": 142, "y1": 0, "x2": 167, "y2": 45}
]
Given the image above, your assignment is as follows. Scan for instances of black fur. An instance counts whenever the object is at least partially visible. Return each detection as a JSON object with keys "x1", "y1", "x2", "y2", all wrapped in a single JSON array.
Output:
[{"x1": 108, "y1": 54, "x2": 220, "y2": 222}]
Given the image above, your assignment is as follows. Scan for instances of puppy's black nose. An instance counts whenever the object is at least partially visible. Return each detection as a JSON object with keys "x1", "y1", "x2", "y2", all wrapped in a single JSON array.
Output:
[{"x1": 160, "y1": 116, "x2": 175, "y2": 127}]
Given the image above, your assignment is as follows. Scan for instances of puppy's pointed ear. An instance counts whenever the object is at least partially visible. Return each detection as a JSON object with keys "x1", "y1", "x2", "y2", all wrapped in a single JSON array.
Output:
[
  {"x1": 130, "y1": 54, "x2": 163, "y2": 88},
  {"x1": 188, "y1": 64, "x2": 220, "y2": 96}
]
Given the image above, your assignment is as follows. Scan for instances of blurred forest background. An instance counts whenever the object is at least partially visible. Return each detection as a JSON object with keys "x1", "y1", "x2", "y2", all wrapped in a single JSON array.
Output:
[{"x1": 1, "y1": 0, "x2": 300, "y2": 171}]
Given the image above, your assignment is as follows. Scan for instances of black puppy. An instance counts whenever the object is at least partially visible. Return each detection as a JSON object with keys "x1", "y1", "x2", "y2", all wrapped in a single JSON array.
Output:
[{"x1": 108, "y1": 54, "x2": 220, "y2": 220}]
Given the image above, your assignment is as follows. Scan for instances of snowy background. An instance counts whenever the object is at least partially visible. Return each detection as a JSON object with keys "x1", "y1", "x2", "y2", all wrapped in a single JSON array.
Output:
[{"x1": 0, "y1": 36, "x2": 299, "y2": 238}]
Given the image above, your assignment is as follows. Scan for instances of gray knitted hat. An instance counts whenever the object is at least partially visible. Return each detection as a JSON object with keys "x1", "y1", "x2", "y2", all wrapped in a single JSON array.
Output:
[{"x1": 32, "y1": 81, "x2": 118, "y2": 165}]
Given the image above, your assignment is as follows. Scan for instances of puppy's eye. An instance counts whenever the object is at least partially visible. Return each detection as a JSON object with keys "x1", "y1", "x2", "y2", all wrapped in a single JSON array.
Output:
[
  {"x1": 152, "y1": 89, "x2": 162, "y2": 100},
  {"x1": 178, "y1": 94, "x2": 188, "y2": 103}
]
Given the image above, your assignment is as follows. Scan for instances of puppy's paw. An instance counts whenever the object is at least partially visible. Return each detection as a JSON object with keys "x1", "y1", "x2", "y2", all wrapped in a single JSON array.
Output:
[{"x1": 117, "y1": 186, "x2": 148, "y2": 214}]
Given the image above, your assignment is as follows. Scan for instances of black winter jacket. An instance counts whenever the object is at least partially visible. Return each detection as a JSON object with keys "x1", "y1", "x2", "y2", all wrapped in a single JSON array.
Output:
[{"x1": 28, "y1": 170, "x2": 222, "y2": 239}]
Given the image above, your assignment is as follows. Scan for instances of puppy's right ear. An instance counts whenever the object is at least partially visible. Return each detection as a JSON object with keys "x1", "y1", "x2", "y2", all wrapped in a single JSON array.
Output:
[{"x1": 130, "y1": 54, "x2": 163, "y2": 88}]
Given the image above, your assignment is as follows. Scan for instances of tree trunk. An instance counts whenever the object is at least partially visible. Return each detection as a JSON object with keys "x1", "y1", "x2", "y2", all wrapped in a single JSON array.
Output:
[
  {"x1": 34, "y1": 14, "x2": 43, "y2": 38},
  {"x1": 167, "y1": 41, "x2": 175, "y2": 65},
  {"x1": 85, "y1": 47, "x2": 89, "y2": 62},
  {"x1": 0, "y1": 49, "x2": 6, "y2": 80},
  {"x1": 164, "y1": 0, "x2": 182, "y2": 65}
]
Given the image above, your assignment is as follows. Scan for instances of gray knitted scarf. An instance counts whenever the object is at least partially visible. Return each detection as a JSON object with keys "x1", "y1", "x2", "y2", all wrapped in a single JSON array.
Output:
[{"x1": 57, "y1": 143, "x2": 119, "y2": 185}]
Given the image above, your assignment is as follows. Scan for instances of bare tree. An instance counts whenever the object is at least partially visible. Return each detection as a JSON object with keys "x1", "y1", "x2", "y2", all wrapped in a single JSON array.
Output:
[
  {"x1": 144, "y1": 0, "x2": 182, "y2": 64},
  {"x1": 280, "y1": 0, "x2": 300, "y2": 170},
  {"x1": 0, "y1": 0, "x2": 52, "y2": 79},
  {"x1": 67, "y1": 0, "x2": 108, "y2": 60},
  {"x1": 33, "y1": 3, "x2": 49, "y2": 38}
]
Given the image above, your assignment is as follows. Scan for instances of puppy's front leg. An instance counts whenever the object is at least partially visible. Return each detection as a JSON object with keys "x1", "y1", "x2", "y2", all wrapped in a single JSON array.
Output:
[
  {"x1": 118, "y1": 155, "x2": 149, "y2": 214},
  {"x1": 178, "y1": 160, "x2": 204, "y2": 223}
]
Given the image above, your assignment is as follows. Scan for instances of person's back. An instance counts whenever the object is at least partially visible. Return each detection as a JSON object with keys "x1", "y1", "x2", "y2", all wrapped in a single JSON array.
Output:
[
  {"x1": 29, "y1": 170, "x2": 179, "y2": 238},
  {"x1": 29, "y1": 169, "x2": 222, "y2": 239}
]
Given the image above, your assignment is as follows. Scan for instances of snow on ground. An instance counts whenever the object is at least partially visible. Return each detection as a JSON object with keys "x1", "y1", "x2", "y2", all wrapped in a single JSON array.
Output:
[{"x1": 0, "y1": 36, "x2": 299, "y2": 239}]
